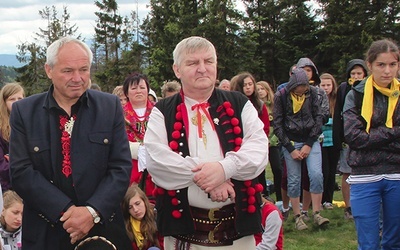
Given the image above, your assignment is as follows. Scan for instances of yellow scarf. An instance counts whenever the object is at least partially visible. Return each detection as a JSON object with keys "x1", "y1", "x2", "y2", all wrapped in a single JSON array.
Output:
[
  {"x1": 290, "y1": 92, "x2": 306, "y2": 114},
  {"x1": 130, "y1": 216, "x2": 144, "y2": 249},
  {"x1": 348, "y1": 78, "x2": 356, "y2": 85},
  {"x1": 361, "y1": 75, "x2": 400, "y2": 133}
]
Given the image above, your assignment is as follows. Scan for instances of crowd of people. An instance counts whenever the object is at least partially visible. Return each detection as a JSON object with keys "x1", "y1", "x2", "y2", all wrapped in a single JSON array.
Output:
[{"x1": 0, "y1": 35, "x2": 398, "y2": 250}]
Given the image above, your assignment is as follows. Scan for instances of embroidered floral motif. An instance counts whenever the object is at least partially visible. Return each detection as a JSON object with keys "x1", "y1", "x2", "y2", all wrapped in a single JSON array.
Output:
[
  {"x1": 59, "y1": 115, "x2": 76, "y2": 178},
  {"x1": 124, "y1": 101, "x2": 153, "y2": 143}
]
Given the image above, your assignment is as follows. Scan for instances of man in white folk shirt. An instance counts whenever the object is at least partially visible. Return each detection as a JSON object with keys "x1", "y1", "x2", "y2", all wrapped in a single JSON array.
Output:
[{"x1": 145, "y1": 36, "x2": 269, "y2": 249}]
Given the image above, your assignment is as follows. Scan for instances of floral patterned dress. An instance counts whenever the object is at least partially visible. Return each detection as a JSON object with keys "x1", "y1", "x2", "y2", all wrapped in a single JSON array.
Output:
[{"x1": 124, "y1": 100, "x2": 155, "y2": 198}]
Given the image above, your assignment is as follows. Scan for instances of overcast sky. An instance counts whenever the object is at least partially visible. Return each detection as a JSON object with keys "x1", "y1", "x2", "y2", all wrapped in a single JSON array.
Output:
[
  {"x1": 1, "y1": 1, "x2": 315, "y2": 55},
  {"x1": 0, "y1": 0, "x2": 150, "y2": 54}
]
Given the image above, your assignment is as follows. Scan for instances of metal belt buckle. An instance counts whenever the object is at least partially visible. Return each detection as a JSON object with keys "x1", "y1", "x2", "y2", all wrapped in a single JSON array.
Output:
[
  {"x1": 208, "y1": 207, "x2": 220, "y2": 221},
  {"x1": 208, "y1": 222, "x2": 221, "y2": 243}
]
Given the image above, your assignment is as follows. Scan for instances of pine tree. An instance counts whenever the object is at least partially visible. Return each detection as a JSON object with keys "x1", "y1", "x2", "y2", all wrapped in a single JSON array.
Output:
[{"x1": 15, "y1": 5, "x2": 79, "y2": 95}]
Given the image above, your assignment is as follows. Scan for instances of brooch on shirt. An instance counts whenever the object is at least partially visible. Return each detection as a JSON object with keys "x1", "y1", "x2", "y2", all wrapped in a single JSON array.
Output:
[{"x1": 64, "y1": 117, "x2": 75, "y2": 138}]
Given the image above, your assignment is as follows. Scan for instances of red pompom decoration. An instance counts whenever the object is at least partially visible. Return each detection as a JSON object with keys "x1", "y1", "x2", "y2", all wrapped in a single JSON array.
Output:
[
  {"x1": 255, "y1": 183, "x2": 264, "y2": 193},
  {"x1": 233, "y1": 126, "x2": 242, "y2": 134},
  {"x1": 172, "y1": 131, "x2": 181, "y2": 139},
  {"x1": 231, "y1": 118, "x2": 239, "y2": 126},
  {"x1": 177, "y1": 104, "x2": 182, "y2": 111},
  {"x1": 223, "y1": 102, "x2": 231, "y2": 109},
  {"x1": 171, "y1": 197, "x2": 180, "y2": 206},
  {"x1": 247, "y1": 205, "x2": 256, "y2": 213},
  {"x1": 234, "y1": 137, "x2": 242, "y2": 145},
  {"x1": 172, "y1": 210, "x2": 182, "y2": 219},
  {"x1": 226, "y1": 108, "x2": 234, "y2": 116},
  {"x1": 152, "y1": 188, "x2": 158, "y2": 197},
  {"x1": 167, "y1": 190, "x2": 177, "y2": 196},
  {"x1": 247, "y1": 187, "x2": 256, "y2": 196},
  {"x1": 234, "y1": 146, "x2": 241, "y2": 152},
  {"x1": 156, "y1": 188, "x2": 165, "y2": 195},
  {"x1": 175, "y1": 112, "x2": 182, "y2": 120},
  {"x1": 174, "y1": 122, "x2": 183, "y2": 130},
  {"x1": 244, "y1": 180, "x2": 252, "y2": 187},
  {"x1": 169, "y1": 141, "x2": 179, "y2": 150},
  {"x1": 247, "y1": 195, "x2": 256, "y2": 204}
]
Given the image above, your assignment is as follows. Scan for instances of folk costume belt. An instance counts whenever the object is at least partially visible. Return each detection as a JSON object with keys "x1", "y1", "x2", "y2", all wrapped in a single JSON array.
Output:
[{"x1": 175, "y1": 204, "x2": 240, "y2": 246}]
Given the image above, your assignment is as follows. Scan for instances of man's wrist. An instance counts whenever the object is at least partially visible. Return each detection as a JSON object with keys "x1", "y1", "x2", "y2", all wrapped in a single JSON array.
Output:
[{"x1": 86, "y1": 206, "x2": 101, "y2": 224}]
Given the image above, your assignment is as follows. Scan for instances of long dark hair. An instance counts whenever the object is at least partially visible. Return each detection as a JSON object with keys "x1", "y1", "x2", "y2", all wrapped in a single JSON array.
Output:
[{"x1": 230, "y1": 72, "x2": 263, "y2": 114}]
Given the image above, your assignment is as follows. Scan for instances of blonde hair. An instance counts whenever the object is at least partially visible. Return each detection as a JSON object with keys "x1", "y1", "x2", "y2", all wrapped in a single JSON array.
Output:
[
  {"x1": 256, "y1": 81, "x2": 274, "y2": 107},
  {"x1": 320, "y1": 73, "x2": 337, "y2": 116},
  {"x1": 112, "y1": 85, "x2": 124, "y2": 96},
  {"x1": 0, "y1": 190, "x2": 23, "y2": 229},
  {"x1": 0, "y1": 83, "x2": 25, "y2": 141}
]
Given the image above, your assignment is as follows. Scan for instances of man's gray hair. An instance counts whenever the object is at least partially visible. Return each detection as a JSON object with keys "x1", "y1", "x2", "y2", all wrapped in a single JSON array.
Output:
[
  {"x1": 173, "y1": 36, "x2": 217, "y2": 66},
  {"x1": 46, "y1": 37, "x2": 93, "y2": 67}
]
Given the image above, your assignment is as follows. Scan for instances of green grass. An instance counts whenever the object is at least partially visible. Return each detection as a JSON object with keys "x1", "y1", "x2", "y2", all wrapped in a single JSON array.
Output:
[{"x1": 266, "y1": 170, "x2": 358, "y2": 250}]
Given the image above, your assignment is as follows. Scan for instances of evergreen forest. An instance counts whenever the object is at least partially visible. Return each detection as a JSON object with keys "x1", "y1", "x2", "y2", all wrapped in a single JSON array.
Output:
[{"x1": 1, "y1": 0, "x2": 399, "y2": 96}]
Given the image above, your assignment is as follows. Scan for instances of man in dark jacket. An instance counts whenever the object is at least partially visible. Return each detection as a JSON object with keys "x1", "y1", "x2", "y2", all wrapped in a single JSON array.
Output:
[{"x1": 9, "y1": 37, "x2": 132, "y2": 249}]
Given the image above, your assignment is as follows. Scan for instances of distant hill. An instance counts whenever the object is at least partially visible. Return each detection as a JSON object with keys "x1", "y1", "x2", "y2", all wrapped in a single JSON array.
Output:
[{"x1": 0, "y1": 54, "x2": 24, "y2": 67}]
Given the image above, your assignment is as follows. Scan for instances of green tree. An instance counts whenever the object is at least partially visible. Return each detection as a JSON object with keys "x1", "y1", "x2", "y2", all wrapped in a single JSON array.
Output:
[
  {"x1": 15, "y1": 5, "x2": 80, "y2": 95},
  {"x1": 315, "y1": 0, "x2": 400, "y2": 80},
  {"x1": 199, "y1": 0, "x2": 248, "y2": 81},
  {"x1": 241, "y1": 0, "x2": 319, "y2": 87},
  {"x1": 93, "y1": 0, "x2": 144, "y2": 92},
  {"x1": 142, "y1": 0, "x2": 246, "y2": 90},
  {"x1": 141, "y1": 0, "x2": 201, "y2": 89}
]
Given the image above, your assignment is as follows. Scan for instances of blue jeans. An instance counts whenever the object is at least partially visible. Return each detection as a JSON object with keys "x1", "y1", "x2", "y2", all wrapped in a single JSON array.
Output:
[
  {"x1": 282, "y1": 141, "x2": 323, "y2": 197},
  {"x1": 351, "y1": 179, "x2": 400, "y2": 250}
]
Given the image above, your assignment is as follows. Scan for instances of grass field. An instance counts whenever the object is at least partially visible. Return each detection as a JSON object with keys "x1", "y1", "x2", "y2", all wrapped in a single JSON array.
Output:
[{"x1": 265, "y1": 171, "x2": 358, "y2": 250}]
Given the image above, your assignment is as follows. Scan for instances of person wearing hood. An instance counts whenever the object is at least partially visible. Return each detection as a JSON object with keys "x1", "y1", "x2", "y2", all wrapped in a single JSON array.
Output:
[
  {"x1": 273, "y1": 68, "x2": 329, "y2": 231},
  {"x1": 295, "y1": 57, "x2": 329, "y2": 220},
  {"x1": 343, "y1": 39, "x2": 400, "y2": 250},
  {"x1": 333, "y1": 59, "x2": 368, "y2": 220},
  {"x1": 148, "y1": 89, "x2": 158, "y2": 103}
]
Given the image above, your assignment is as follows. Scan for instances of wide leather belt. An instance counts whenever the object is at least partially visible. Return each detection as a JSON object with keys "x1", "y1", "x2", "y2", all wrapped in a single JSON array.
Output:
[{"x1": 175, "y1": 204, "x2": 240, "y2": 246}]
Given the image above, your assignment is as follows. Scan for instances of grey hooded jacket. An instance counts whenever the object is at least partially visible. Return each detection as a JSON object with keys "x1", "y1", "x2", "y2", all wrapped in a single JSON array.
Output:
[{"x1": 273, "y1": 68, "x2": 325, "y2": 153}]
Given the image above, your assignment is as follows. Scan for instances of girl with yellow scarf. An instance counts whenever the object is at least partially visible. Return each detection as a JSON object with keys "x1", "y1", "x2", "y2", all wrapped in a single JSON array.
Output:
[
  {"x1": 343, "y1": 39, "x2": 400, "y2": 250},
  {"x1": 121, "y1": 184, "x2": 163, "y2": 250}
]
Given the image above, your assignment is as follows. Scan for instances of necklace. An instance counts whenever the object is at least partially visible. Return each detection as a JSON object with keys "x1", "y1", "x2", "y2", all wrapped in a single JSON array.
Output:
[{"x1": 190, "y1": 112, "x2": 207, "y2": 148}]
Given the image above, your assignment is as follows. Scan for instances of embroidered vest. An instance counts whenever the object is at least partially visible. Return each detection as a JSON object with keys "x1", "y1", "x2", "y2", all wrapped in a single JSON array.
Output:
[{"x1": 154, "y1": 89, "x2": 263, "y2": 237}]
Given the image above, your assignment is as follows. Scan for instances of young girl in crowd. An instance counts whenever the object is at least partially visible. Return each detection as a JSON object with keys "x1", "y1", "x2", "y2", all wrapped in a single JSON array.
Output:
[
  {"x1": 121, "y1": 184, "x2": 163, "y2": 250},
  {"x1": 112, "y1": 85, "x2": 128, "y2": 107},
  {"x1": 343, "y1": 39, "x2": 400, "y2": 249},
  {"x1": 231, "y1": 72, "x2": 270, "y2": 194},
  {"x1": 257, "y1": 81, "x2": 282, "y2": 201},
  {"x1": 319, "y1": 73, "x2": 339, "y2": 210},
  {"x1": 0, "y1": 190, "x2": 23, "y2": 250},
  {"x1": 333, "y1": 59, "x2": 368, "y2": 220},
  {"x1": 273, "y1": 68, "x2": 329, "y2": 231},
  {"x1": 0, "y1": 83, "x2": 24, "y2": 192}
]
